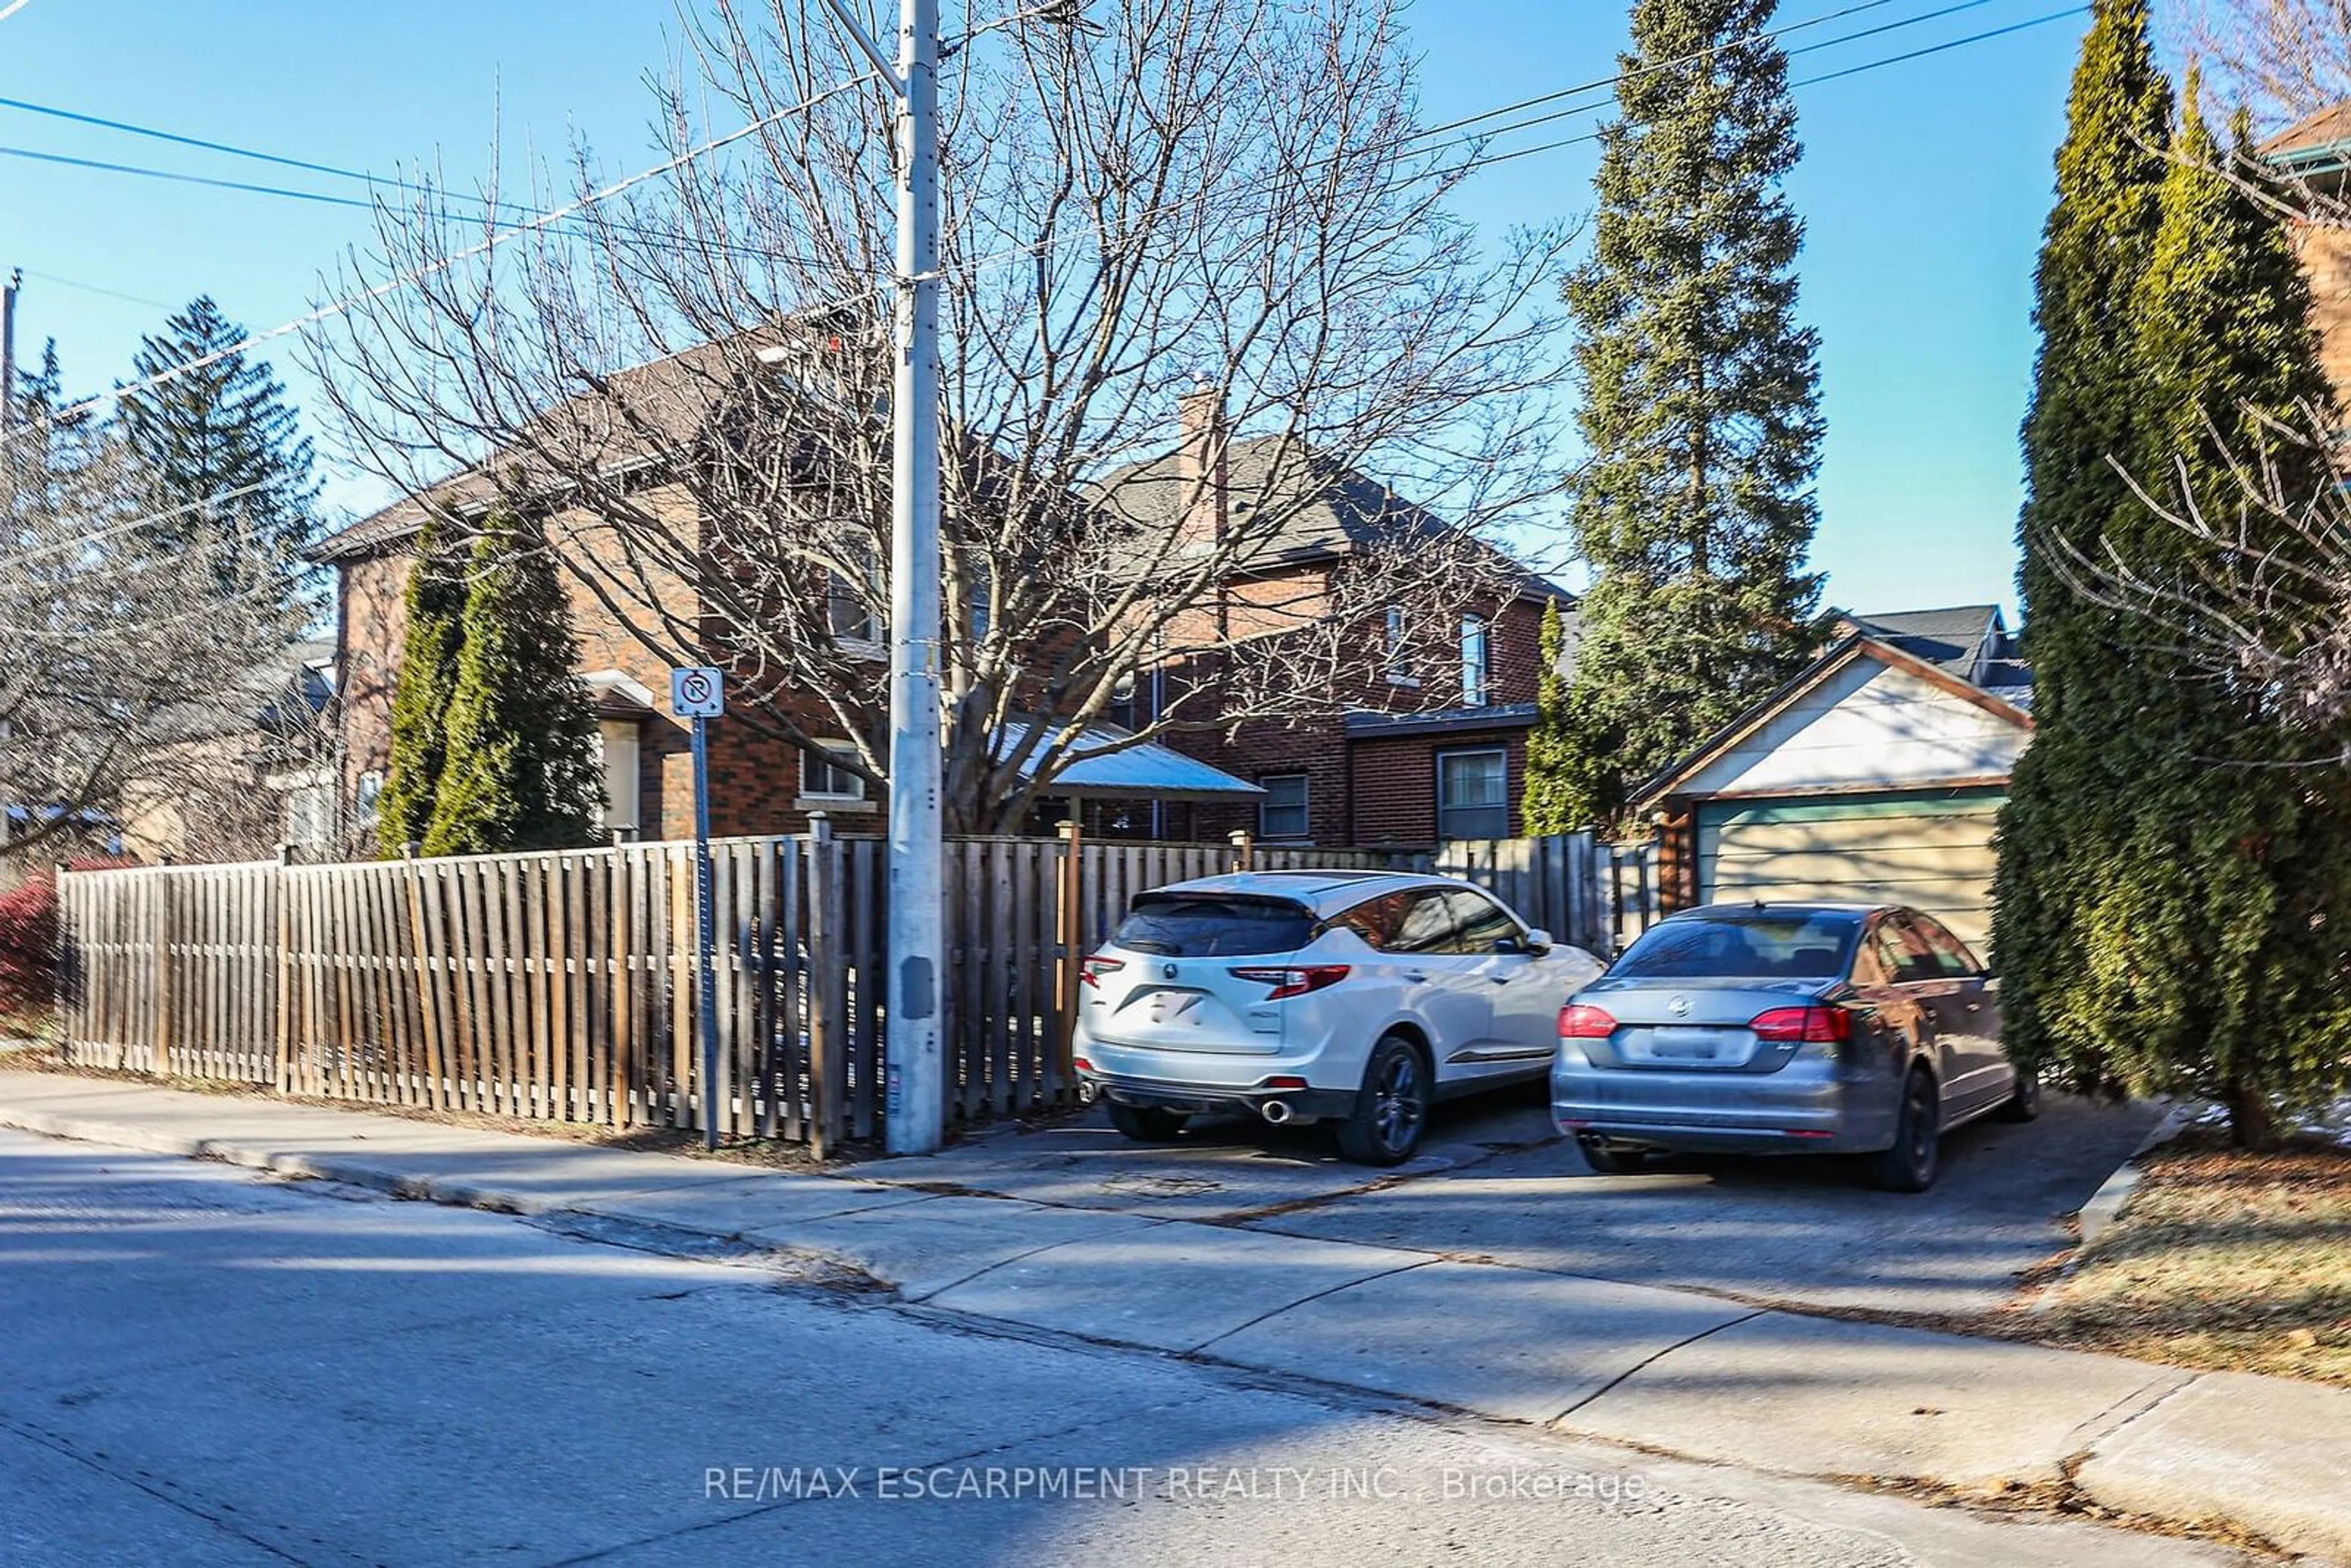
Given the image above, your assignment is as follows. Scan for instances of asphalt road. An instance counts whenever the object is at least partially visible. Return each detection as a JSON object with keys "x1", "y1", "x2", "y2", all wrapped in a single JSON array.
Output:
[
  {"x1": 843, "y1": 1084, "x2": 2164, "y2": 1316},
  {"x1": 0, "y1": 1126, "x2": 2237, "y2": 1568}
]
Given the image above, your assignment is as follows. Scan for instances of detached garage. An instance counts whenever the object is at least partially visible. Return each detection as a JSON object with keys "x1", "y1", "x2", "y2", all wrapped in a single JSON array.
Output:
[{"x1": 1635, "y1": 608, "x2": 2033, "y2": 955}]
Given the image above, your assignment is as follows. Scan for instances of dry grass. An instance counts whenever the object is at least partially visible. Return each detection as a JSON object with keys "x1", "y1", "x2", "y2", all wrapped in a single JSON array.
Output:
[{"x1": 2031, "y1": 1130, "x2": 2351, "y2": 1388}]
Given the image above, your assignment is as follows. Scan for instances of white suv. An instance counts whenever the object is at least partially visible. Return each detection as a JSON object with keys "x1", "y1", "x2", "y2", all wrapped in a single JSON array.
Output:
[{"x1": 1073, "y1": 871, "x2": 1603, "y2": 1165}]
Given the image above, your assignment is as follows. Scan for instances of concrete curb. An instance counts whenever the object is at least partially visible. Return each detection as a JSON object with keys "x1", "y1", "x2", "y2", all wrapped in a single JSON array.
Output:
[
  {"x1": 4, "y1": 1081, "x2": 2342, "y2": 1561},
  {"x1": 2073, "y1": 1100, "x2": 2197, "y2": 1248},
  {"x1": 0, "y1": 1100, "x2": 892, "y2": 1283}
]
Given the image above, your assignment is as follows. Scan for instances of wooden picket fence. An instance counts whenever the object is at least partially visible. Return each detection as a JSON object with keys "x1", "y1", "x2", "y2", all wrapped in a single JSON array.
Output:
[
  {"x1": 56, "y1": 827, "x2": 1417, "y2": 1152},
  {"x1": 1430, "y1": 833, "x2": 1662, "y2": 955}
]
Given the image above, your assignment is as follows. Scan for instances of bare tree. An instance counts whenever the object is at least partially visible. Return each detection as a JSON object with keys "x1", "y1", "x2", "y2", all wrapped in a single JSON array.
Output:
[
  {"x1": 1, "y1": 408, "x2": 304, "y2": 869},
  {"x1": 307, "y1": 0, "x2": 1577, "y2": 833},
  {"x1": 2054, "y1": 405, "x2": 2351, "y2": 743},
  {"x1": 2177, "y1": 0, "x2": 2351, "y2": 130}
]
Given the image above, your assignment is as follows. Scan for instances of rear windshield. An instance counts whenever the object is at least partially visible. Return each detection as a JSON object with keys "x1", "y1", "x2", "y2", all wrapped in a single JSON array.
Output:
[
  {"x1": 1611, "y1": 913, "x2": 1859, "y2": 980},
  {"x1": 1111, "y1": 895, "x2": 1314, "y2": 958}
]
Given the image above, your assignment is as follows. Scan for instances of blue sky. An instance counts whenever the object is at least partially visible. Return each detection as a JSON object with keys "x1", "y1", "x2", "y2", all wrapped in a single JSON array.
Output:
[{"x1": 0, "y1": 0, "x2": 2090, "y2": 620}]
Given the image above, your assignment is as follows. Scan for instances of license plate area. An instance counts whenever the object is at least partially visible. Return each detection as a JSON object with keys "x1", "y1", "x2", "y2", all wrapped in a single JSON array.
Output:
[{"x1": 1624, "y1": 1027, "x2": 1751, "y2": 1067}]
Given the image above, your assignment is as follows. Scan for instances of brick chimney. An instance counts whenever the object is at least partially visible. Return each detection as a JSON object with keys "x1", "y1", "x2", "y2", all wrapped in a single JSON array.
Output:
[{"x1": 1175, "y1": 384, "x2": 1228, "y2": 557}]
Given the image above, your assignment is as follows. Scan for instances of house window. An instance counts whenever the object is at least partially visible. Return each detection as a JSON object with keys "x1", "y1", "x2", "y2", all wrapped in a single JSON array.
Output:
[
  {"x1": 1436, "y1": 747, "x2": 1508, "y2": 841},
  {"x1": 801, "y1": 743, "x2": 866, "y2": 801},
  {"x1": 1461, "y1": 614, "x2": 1490, "y2": 707},
  {"x1": 1385, "y1": 606, "x2": 1416, "y2": 686},
  {"x1": 1259, "y1": 773, "x2": 1310, "y2": 841},
  {"x1": 353, "y1": 770, "x2": 385, "y2": 835},
  {"x1": 283, "y1": 773, "x2": 334, "y2": 850},
  {"x1": 969, "y1": 560, "x2": 993, "y2": 642},
  {"x1": 828, "y1": 564, "x2": 881, "y2": 648},
  {"x1": 597, "y1": 721, "x2": 642, "y2": 838}
]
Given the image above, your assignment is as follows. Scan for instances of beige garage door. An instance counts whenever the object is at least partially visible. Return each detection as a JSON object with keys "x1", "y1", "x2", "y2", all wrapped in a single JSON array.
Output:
[{"x1": 1696, "y1": 787, "x2": 2005, "y2": 956}]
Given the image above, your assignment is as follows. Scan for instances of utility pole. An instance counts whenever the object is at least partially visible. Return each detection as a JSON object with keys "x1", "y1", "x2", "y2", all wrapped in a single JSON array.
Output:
[
  {"x1": 820, "y1": 0, "x2": 945, "y2": 1153},
  {"x1": 1, "y1": 269, "x2": 19, "y2": 435},
  {"x1": 885, "y1": 0, "x2": 947, "y2": 1155}
]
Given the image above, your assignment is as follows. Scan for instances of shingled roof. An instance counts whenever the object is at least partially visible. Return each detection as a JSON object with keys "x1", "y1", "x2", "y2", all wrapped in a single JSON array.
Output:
[
  {"x1": 309, "y1": 336, "x2": 777, "y2": 563},
  {"x1": 1092, "y1": 434, "x2": 1568, "y2": 604},
  {"x1": 1839, "y1": 604, "x2": 2028, "y2": 690},
  {"x1": 2262, "y1": 100, "x2": 2351, "y2": 174}
]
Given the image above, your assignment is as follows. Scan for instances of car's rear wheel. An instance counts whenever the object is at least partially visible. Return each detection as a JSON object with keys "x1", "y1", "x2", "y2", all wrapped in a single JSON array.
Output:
[
  {"x1": 1994, "y1": 1067, "x2": 2042, "y2": 1122},
  {"x1": 1107, "y1": 1101, "x2": 1188, "y2": 1143},
  {"x1": 1867, "y1": 1066, "x2": 1941, "y2": 1192},
  {"x1": 1577, "y1": 1137, "x2": 1647, "y2": 1176},
  {"x1": 1334, "y1": 1035, "x2": 1428, "y2": 1166}
]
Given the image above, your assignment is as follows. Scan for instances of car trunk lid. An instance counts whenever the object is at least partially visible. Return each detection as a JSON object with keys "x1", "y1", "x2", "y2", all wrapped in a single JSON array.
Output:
[
  {"x1": 1576, "y1": 978, "x2": 1839, "y2": 1072},
  {"x1": 1081, "y1": 892, "x2": 1318, "y2": 1056}
]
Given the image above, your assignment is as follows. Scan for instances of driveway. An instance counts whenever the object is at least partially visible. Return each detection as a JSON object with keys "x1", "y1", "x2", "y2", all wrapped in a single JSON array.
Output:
[{"x1": 839, "y1": 1086, "x2": 2164, "y2": 1318}]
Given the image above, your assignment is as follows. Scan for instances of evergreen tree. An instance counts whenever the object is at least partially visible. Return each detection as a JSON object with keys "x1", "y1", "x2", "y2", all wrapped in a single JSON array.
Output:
[
  {"x1": 114, "y1": 296, "x2": 319, "y2": 598},
  {"x1": 1990, "y1": 0, "x2": 2172, "y2": 1091},
  {"x1": 2037, "y1": 80, "x2": 2351, "y2": 1144},
  {"x1": 1535, "y1": 0, "x2": 1826, "y2": 828},
  {"x1": 422, "y1": 509, "x2": 605, "y2": 857},
  {"x1": 375, "y1": 511, "x2": 469, "y2": 858},
  {"x1": 8, "y1": 340, "x2": 89, "y2": 485},
  {"x1": 1521, "y1": 599, "x2": 1577, "y2": 837}
]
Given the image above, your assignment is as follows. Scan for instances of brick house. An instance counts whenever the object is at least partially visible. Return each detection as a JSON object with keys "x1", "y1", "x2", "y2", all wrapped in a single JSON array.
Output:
[
  {"x1": 1088, "y1": 389, "x2": 1573, "y2": 848},
  {"x1": 318, "y1": 361, "x2": 1569, "y2": 852}
]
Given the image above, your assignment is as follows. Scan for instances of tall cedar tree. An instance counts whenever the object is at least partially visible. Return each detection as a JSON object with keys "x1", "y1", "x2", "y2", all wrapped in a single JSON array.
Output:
[
  {"x1": 1522, "y1": 599, "x2": 1576, "y2": 836},
  {"x1": 2049, "y1": 83, "x2": 2351, "y2": 1144},
  {"x1": 115, "y1": 296, "x2": 319, "y2": 600},
  {"x1": 421, "y1": 510, "x2": 604, "y2": 856},
  {"x1": 1541, "y1": 0, "x2": 1826, "y2": 828},
  {"x1": 375, "y1": 511, "x2": 468, "y2": 858},
  {"x1": 1990, "y1": 0, "x2": 2170, "y2": 1094}
]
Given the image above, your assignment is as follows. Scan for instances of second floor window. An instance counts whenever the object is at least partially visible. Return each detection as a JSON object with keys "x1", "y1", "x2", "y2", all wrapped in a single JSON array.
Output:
[
  {"x1": 1385, "y1": 606, "x2": 1415, "y2": 686},
  {"x1": 1461, "y1": 614, "x2": 1490, "y2": 707},
  {"x1": 828, "y1": 569, "x2": 880, "y2": 647}
]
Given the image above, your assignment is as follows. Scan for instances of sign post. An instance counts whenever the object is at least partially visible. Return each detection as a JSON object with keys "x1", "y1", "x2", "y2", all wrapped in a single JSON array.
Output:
[{"x1": 670, "y1": 667, "x2": 726, "y2": 1150}]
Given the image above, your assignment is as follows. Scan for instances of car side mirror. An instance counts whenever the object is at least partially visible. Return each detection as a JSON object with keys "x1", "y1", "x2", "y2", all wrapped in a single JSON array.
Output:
[{"x1": 1498, "y1": 929, "x2": 1551, "y2": 956}]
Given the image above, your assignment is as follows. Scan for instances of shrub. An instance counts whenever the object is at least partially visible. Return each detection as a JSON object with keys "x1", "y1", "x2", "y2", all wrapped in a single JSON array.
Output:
[
  {"x1": 0, "y1": 860, "x2": 134, "y2": 1017},
  {"x1": 0, "y1": 869, "x2": 62, "y2": 1016}
]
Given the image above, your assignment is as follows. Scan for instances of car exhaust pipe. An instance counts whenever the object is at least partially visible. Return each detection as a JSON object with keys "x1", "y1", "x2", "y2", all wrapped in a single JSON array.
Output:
[
  {"x1": 1261, "y1": 1099, "x2": 1293, "y2": 1125},
  {"x1": 1076, "y1": 1081, "x2": 1098, "y2": 1106}
]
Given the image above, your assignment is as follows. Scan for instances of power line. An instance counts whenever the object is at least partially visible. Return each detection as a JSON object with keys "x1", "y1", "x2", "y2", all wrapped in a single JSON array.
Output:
[
  {"x1": 0, "y1": 67, "x2": 888, "y2": 452},
  {"x1": 0, "y1": 137, "x2": 842, "y2": 270},
  {"x1": 0, "y1": 90, "x2": 838, "y2": 264},
  {"x1": 4, "y1": 481, "x2": 274, "y2": 569},
  {"x1": 2, "y1": 1, "x2": 2082, "y2": 470},
  {"x1": 1404, "y1": 0, "x2": 1910, "y2": 146},
  {"x1": 1463, "y1": 3, "x2": 2088, "y2": 173},
  {"x1": 937, "y1": 1, "x2": 2084, "y2": 302},
  {"x1": 15, "y1": 266, "x2": 174, "y2": 310},
  {"x1": 1408, "y1": 0, "x2": 2009, "y2": 159}
]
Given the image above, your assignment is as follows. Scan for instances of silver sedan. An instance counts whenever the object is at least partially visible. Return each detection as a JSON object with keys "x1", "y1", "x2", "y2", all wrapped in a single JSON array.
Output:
[{"x1": 1551, "y1": 902, "x2": 2039, "y2": 1191}]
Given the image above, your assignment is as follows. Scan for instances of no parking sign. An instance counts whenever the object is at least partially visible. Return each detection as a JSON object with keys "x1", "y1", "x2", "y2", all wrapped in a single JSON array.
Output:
[{"x1": 670, "y1": 666, "x2": 724, "y2": 719}]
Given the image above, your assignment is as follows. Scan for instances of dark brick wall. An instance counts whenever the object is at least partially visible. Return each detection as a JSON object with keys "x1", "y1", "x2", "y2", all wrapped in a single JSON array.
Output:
[
  {"x1": 1163, "y1": 591, "x2": 1551, "y2": 848},
  {"x1": 1348, "y1": 727, "x2": 1531, "y2": 846}
]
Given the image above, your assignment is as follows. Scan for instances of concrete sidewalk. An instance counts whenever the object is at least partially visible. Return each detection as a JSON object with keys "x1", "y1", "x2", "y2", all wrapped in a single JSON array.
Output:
[{"x1": 1, "y1": 1069, "x2": 2342, "y2": 1561}]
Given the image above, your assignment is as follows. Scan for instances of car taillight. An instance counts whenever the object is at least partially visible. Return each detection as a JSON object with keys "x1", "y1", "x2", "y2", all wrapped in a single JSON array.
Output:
[
  {"x1": 1749, "y1": 1005, "x2": 1852, "y2": 1044},
  {"x1": 1079, "y1": 955, "x2": 1125, "y2": 988},
  {"x1": 1228, "y1": 964, "x2": 1349, "y2": 1000},
  {"x1": 1558, "y1": 1004, "x2": 1618, "y2": 1039}
]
